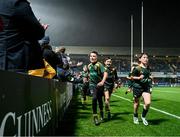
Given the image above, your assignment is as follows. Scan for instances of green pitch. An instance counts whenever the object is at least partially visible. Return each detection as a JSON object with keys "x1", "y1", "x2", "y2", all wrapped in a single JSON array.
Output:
[{"x1": 57, "y1": 87, "x2": 180, "y2": 136}]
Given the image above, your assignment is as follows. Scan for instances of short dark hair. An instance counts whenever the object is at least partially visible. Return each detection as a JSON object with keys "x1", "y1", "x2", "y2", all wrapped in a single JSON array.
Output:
[
  {"x1": 104, "y1": 57, "x2": 112, "y2": 62},
  {"x1": 90, "y1": 51, "x2": 99, "y2": 56},
  {"x1": 138, "y1": 52, "x2": 149, "y2": 63},
  {"x1": 138, "y1": 53, "x2": 148, "y2": 59},
  {"x1": 59, "y1": 47, "x2": 66, "y2": 53}
]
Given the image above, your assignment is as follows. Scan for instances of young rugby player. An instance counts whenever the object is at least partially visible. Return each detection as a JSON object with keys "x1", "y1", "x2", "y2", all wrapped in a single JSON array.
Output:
[
  {"x1": 130, "y1": 53, "x2": 152, "y2": 126},
  {"x1": 104, "y1": 57, "x2": 118, "y2": 120},
  {"x1": 81, "y1": 65, "x2": 89, "y2": 105},
  {"x1": 88, "y1": 51, "x2": 108, "y2": 125},
  {"x1": 126, "y1": 62, "x2": 139, "y2": 94}
]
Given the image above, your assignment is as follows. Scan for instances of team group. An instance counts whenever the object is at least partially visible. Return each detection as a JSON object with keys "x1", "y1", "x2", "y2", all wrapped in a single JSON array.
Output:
[{"x1": 76, "y1": 51, "x2": 153, "y2": 126}]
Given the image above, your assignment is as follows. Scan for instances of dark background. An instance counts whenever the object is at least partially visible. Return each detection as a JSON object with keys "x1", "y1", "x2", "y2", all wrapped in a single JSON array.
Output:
[{"x1": 30, "y1": 0, "x2": 180, "y2": 48}]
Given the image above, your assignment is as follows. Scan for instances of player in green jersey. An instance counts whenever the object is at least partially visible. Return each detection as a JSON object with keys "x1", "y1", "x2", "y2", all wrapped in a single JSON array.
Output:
[
  {"x1": 126, "y1": 62, "x2": 139, "y2": 94},
  {"x1": 130, "y1": 53, "x2": 153, "y2": 126},
  {"x1": 88, "y1": 51, "x2": 108, "y2": 125},
  {"x1": 103, "y1": 57, "x2": 118, "y2": 120},
  {"x1": 81, "y1": 65, "x2": 89, "y2": 105}
]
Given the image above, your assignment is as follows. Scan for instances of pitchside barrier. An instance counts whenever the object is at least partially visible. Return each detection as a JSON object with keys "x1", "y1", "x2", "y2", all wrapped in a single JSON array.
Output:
[{"x1": 0, "y1": 70, "x2": 73, "y2": 136}]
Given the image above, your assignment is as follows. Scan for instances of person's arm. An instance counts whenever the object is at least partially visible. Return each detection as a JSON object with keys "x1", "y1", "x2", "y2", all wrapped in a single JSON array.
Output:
[
  {"x1": 14, "y1": 0, "x2": 45, "y2": 41},
  {"x1": 131, "y1": 75, "x2": 144, "y2": 80},
  {"x1": 97, "y1": 64, "x2": 108, "y2": 87},
  {"x1": 113, "y1": 68, "x2": 119, "y2": 82},
  {"x1": 131, "y1": 67, "x2": 144, "y2": 80},
  {"x1": 70, "y1": 61, "x2": 83, "y2": 68},
  {"x1": 97, "y1": 71, "x2": 108, "y2": 87}
]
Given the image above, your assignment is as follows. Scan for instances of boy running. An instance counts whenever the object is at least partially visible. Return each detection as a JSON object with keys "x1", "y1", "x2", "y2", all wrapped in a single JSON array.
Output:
[
  {"x1": 81, "y1": 65, "x2": 89, "y2": 105},
  {"x1": 130, "y1": 53, "x2": 153, "y2": 126},
  {"x1": 126, "y1": 62, "x2": 139, "y2": 94},
  {"x1": 103, "y1": 57, "x2": 118, "y2": 120},
  {"x1": 88, "y1": 51, "x2": 108, "y2": 125}
]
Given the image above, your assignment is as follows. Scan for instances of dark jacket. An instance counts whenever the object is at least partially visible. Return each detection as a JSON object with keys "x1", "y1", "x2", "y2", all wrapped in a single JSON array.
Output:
[
  {"x1": 42, "y1": 44, "x2": 63, "y2": 71},
  {"x1": 0, "y1": 0, "x2": 45, "y2": 72}
]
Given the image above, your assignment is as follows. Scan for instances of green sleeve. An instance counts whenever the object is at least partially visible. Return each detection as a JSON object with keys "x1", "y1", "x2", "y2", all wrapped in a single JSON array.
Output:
[
  {"x1": 99, "y1": 63, "x2": 106, "y2": 73},
  {"x1": 131, "y1": 67, "x2": 140, "y2": 76}
]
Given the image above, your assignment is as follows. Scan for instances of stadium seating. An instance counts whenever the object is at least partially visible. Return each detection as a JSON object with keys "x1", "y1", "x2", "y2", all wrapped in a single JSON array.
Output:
[{"x1": 69, "y1": 54, "x2": 180, "y2": 74}]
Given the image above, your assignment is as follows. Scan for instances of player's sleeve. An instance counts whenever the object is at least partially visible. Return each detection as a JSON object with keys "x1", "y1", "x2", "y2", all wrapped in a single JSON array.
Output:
[
  {"x1": 84, "y1": 72, "x2": 89, "y2": 78},
  {"x1": 99, "y1": 63, "x2": 106, "y2": 73},
  {"x1": 113, "y1": 68, "x2": 118, "y2": 81},
  {"x1": 87, "y1": 64, "x2": 91, "y2": 73},
  {"x1": 131, "y1": 67, "x2": 140, "y2": 76}
]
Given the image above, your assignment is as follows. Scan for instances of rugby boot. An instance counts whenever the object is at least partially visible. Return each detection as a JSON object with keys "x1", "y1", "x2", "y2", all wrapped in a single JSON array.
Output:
[
  {"x1": 107, "y1": 111, "x2": 111, "y2": 120},
  {"x1": 133, "y1": 116, "x2": 139, "y2": 124},
  {"x1": 100, "y1": 111, "x2": 104, "y2": 122},
  {"x1": 141, "y1": 115, "x2": 148, "y2": 126},
  {"x1": 93, "y1": 114, "x2": 99, "y2": 126}
]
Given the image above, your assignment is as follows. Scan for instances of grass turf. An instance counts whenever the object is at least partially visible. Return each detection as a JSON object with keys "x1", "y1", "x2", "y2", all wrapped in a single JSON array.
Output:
[{"x1": 57, "y1": 87, "x2": 180, "y2": 136}]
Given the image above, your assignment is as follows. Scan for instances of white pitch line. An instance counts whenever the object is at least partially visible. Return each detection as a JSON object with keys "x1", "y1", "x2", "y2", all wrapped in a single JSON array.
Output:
[{"x1": 112, "y1": 94, "x2": 180, "y2": 120}]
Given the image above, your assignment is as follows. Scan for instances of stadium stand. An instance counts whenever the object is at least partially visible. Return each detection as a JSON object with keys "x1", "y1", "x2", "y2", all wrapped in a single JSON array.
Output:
[{"x1": 66, "y1": 53, "x2": 180, "y2": 87}]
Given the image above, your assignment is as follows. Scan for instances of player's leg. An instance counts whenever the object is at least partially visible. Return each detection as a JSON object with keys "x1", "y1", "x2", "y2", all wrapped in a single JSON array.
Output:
[
  {"x1": 90, "y1": 87, "x2": 99, "y2": 125},
  {"x1": 104, "y1": 90, "x2": 110, "y2": 111},
  {"x1": 141, "y1": 92, "x2": 151, "y2": 126},
  {"x1": 106, "y1": 86, "x2": 114, "y2": 120},
  {"x1": 80, "y1": 84, "x2": 84, "y2": 104},
  {"x1": 97, "y1": 86, "x2": 104, "y2": 122},
  {"x1": 133, "y1": 97, "x2": 140, "y2": 124},
  {"x1": 81, "y1": 83, "x2": 87, "y2": 104},
  {"x1": 104, "y1": 90, "x2": 111, "y2": 120},
  {"x1": 132, "y1": 87, "x2": 142, "y2": 124}
]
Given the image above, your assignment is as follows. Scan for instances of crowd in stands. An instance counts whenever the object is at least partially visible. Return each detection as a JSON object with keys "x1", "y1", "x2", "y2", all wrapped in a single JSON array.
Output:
[
  {"x1": 69, "y1": 55, "x2": 180, "y2": 74},
  {"x1": 68, "y1": 55, "x2": 180, "y2": 87}
]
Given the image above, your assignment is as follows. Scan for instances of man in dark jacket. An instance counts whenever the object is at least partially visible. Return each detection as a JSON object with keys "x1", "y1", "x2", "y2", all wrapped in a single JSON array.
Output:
[
  {"x1": 0, "y1": 0, "x2": 46, "y2": 72},
  {"x1": 40, "y1": 36, "x2": 63, "y2": 71}
]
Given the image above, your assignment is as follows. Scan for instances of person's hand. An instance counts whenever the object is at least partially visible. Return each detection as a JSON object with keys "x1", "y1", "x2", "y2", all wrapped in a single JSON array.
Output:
[
  {"x1": 38, "y1": 18, "x2": 49, "y2": 30},
  {"x1": 83, "y1": 78, "x2": 88, "y2": 83},
  {"x1": 97, "y1": 81, "x2": 104, "y2": 87},
  {"x1": 77, "y1": 62, "x2": 83, "y2": 67},
  {"x1": 149, "y1": 75, "x2": 153, "y2": 79},
  {"x1": 114, "y1": 83, "x2": 118, "y2": 88},
  {"x1": 126, "y1": 76, "x2": 131, "y2": 80},
  {"x1": 41, "y1": 24, "x2": 49, "y2": 30},
  {"x1": 139, "y1": 74, "x2": 144, "y2": 80}
]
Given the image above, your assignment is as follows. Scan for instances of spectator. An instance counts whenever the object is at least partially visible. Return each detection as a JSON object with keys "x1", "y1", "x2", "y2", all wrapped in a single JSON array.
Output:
[
  {"x1": 39, "y1": 35, "x2": 50, "y2": 46},
  {"x1": 40, "y1": 36, "x2": 62, "y2": 72},
  {"x1": 56, "y1": 47, "x2": 83, "y2": 81},
  {"x1": 0, "y1": 0, "x2": 47, "y2": 72},
  {"x1": 57, "y1": 47, "x2": 69, "y2": 70}
]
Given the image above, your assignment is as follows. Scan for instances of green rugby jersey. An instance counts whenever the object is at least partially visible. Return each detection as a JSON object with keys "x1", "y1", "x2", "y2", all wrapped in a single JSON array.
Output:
[
  {"x1": 132, "y1": 66, "x2": 152, "y2": 88},
  {"x1": 127, "y1": 72, "x2": 133, "y2": 88},
  {"x1": 81, "y1": 71, "x2": 88, "y2": 79},
  {"x1": 88, "y1": 62, "x2": 106, "y2": 87},
  {"x1": 105, "y1": 66, "x2": 118, "y2": 86},
  {"x1": 127, "y1": 65, "x2": 137, "y2": 88}
]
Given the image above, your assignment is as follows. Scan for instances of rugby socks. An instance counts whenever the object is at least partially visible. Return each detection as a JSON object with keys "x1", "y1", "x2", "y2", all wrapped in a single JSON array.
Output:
[
  {"x1": 105, "y1": 102, "x2": 110, "y2": 112},
  {"x1": 134, "y1": 113, "x2": 138, "y2": 118},
  {"x1": 107, "y1": 111, "x2": 111, "y2": 120},
  {"x1": 100, "y1": 110, "x2": 104, "y2": 119},
  {"x1": 142, "y1": 108, "x2": 148, "y2": 118},
  {"x1": 93, "y1": 114, "x2": 99, "y2": 125}
]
